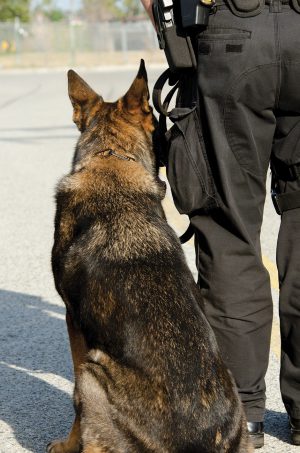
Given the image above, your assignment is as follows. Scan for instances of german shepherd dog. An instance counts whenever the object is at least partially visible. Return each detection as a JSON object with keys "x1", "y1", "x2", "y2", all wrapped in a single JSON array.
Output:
[{"x1": 48, "y1": 61, "x2": 253, "y2": 453}]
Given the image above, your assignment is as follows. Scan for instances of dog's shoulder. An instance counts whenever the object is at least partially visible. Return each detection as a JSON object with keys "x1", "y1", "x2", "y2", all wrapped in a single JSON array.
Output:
[{"x1": 56, "y1": 159, "x2": 163, "y2": 207}]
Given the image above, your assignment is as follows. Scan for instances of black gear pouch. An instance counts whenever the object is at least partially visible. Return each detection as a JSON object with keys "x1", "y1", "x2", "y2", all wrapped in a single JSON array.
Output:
[
  {"x1": 226, "y1": 0, "x2": 265, "y2": 16},
  {"x1": 166, "y1": 107, "x2": 218, "y2": 214},
  {"x1": 153, "y1": 70, "x2": 219, "y2": 216}
]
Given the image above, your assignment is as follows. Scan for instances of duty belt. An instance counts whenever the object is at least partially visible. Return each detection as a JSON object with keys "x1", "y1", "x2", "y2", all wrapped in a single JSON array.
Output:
[{"x1": 271, "y1": 157, "x2": 300, "y2": 215}]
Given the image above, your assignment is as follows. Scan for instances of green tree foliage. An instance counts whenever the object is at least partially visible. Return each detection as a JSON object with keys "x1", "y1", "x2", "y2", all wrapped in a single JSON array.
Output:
[
  {"x1": 34, "y1": 0, "x2": 65, "y2": 22},
  {"x1": 45, "y1": 8, "x2": 65, "y2": 21},
  {"x1": 82, "y1": 0, "x2": 145, "y2": 21},
  {"x1": 0, "y1": 0, "x2": 30, "y2": 22}
]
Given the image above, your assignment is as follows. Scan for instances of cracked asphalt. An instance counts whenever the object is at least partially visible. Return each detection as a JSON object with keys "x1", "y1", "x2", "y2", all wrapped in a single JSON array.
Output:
[{"x1": 0, "y1": 67, "x2": 297, "y2": 452}]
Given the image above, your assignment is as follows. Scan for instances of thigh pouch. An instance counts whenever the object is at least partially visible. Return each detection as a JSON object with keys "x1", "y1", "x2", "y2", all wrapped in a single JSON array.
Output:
[{"x1": 153, "y1": 69, "x2": 219, "y2": 220}]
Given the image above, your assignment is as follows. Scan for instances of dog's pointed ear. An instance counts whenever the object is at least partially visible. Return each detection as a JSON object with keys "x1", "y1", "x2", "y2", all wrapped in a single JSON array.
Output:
[
  {"x1": 123, "y1": 60, "x2": 151, "y2": 115},
  {"x1": 68, "y1": 70, "x2": 103, "y2": 132}
]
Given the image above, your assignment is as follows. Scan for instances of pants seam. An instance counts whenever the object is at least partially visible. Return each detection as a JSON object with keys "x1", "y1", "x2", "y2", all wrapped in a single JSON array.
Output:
[{"x1": 274, "y1": 14, "x2": 282, "y2": 107}]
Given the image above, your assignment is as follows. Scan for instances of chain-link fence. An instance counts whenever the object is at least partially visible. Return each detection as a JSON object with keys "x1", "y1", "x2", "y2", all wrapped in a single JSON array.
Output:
[{"x1": 0, "y1": 19, "x2": 164, "y2": 69}]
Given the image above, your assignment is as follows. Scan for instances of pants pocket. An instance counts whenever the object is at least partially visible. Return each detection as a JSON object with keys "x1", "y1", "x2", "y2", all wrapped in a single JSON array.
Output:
[
  {"x1": 199, "y1": 27, "x2": 252, "y2": 41},
  {"x1": 166, "y1": 107, "x2": 219, "y2": 215}
]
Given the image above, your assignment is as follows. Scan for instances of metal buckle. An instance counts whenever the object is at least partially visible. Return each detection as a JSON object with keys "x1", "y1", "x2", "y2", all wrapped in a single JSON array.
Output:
[
  {"x1": 271, "y1": 190, "x2": 282, "y2": 215},
  {"x1": 201, "y1": 0, "x2": 216, "y2": 5}
]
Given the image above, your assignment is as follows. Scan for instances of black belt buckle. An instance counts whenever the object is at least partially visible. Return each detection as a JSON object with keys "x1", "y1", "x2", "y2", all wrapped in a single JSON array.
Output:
[{"x1": 271, "y1": 190, "x2": 282, "y2": 215}]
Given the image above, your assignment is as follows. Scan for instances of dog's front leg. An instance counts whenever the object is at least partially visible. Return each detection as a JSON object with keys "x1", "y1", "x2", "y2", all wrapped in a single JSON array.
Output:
[{"x1": 47, "y1": 311, "x2": 88, "y2": 453}]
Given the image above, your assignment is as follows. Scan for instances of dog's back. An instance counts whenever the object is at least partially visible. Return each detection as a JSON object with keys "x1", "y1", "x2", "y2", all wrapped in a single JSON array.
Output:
[{"x1": 51, "y1": 63, "x2": 253, "y2": 453}]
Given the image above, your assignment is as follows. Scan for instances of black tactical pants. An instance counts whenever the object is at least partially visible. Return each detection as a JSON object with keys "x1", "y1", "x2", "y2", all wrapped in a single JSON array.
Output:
[{"x1": 194, "y1": 2, "x2": 300, "y2": 422}]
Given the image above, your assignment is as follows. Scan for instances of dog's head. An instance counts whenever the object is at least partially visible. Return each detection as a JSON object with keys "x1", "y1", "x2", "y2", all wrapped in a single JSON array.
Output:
[{"x1": 68, "y1": 60, "x2": 157, "y2": 175}]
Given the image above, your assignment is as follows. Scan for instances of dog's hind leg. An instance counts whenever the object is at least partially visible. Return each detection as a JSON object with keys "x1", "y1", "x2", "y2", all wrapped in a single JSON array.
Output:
[
  {"x1": 78, "y1": 359, "x2": 134, "y2": 453},
  {"x1": 47, "y1": 311, "x2": 88, "y2": 453}
]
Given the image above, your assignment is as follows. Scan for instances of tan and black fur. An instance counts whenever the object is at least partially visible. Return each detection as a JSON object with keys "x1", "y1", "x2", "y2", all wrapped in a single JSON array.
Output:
[{"x1": 48, "y1": 61, "x2": 253, "y2": 453}]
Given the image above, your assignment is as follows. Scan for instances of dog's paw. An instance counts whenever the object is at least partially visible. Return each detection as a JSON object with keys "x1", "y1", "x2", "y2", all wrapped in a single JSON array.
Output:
[{"x1": 46, "y1": 439, "x2": 81, "y2": 453}]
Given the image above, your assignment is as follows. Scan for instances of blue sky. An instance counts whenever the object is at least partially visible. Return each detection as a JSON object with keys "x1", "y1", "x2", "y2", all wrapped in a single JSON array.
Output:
[{"x1": 31, "y1": 0, "x2": 82, "y2": 11}]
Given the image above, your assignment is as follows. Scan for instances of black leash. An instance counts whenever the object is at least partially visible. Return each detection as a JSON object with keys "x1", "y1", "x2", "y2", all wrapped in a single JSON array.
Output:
[{"x1": 179, "y1": 223, "x2": 195, "y2": 244}]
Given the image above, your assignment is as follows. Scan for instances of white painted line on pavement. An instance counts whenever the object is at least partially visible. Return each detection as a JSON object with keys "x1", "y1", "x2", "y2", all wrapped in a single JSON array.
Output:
[{"x1": 0, "y1": 361, "x2": 73, "y2": 394}]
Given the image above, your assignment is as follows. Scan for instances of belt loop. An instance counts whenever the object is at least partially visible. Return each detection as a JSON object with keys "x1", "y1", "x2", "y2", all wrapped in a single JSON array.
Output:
[{"x1": 269, "y1": 0, "x2": 282, "y2": 12}]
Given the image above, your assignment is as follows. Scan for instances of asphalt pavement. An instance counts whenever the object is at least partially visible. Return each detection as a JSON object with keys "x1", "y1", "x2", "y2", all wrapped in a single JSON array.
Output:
[{"x1": 0, "y1": 67, "x2": 296, "y2": 452}]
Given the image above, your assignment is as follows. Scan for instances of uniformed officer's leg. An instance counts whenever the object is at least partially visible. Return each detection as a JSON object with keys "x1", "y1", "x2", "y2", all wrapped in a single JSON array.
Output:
[
  {"x1": 193, "y1": 185, "x2": 274, "y2": 424},
  {"x1": 277, "y1": 196, "x2": 300, "y2": 421},
  {"x1": 273, "y1": 149, "x2": 300, "y2": 444},
  {"x1": 272, "y1": 9, "x2": 300, "y2": 438},
  {"x1": 194, "y1": 8, "x2": 277, "y2": 423}
]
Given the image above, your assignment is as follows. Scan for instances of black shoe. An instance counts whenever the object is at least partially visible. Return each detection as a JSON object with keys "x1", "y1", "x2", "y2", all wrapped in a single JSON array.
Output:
[
  {"x1": 247, "y1": 421, "x2": 264, "y2": 449},
  {"x1": 290, "y1": 418, "x2": 300, "y2": 445}
]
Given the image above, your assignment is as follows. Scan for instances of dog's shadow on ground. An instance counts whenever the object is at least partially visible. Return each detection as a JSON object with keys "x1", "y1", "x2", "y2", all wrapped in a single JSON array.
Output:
[
  {"x1": 0, "y1": 289, "x2": 293, "y2": 452},
  {"x1": 0, "y1": 289, "x2": 74, "y2": 452}
]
